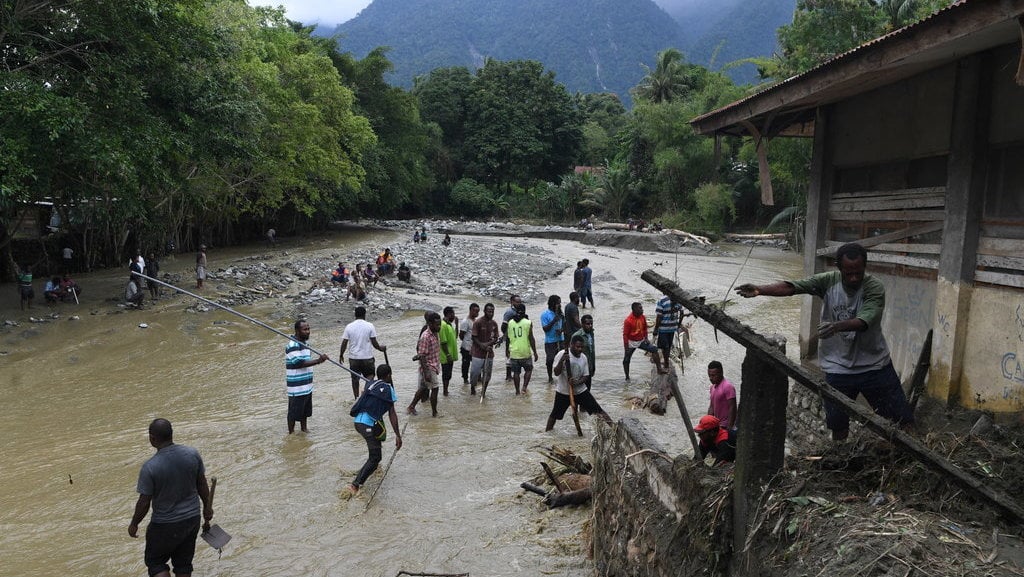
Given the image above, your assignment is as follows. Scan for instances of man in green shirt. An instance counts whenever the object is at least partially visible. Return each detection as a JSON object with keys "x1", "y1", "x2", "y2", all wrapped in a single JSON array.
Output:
[
  {"x1": 735, "y1": 242, "x2": 914, "y2": 441},
  {"x1": 572, "y1": 314, "x2": 596, "y2": 391},
  {"x1": 506, "y1": 304, "x2": 538, "y2": 394},
  {"x1": 17, "y1": 265, "x2": 34, "y2": 311},
  {"x1": 440, "y1": 306, "x2": 460, "y2": 396}
]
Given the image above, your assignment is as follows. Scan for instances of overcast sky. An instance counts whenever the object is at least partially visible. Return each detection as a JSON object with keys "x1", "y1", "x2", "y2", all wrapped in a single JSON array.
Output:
[{"x1": 250, "y1": 0, "x2": 371, "y2": 27}]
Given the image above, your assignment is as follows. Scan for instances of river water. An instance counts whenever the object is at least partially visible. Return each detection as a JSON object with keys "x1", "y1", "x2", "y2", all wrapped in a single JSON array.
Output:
[{"x1": 0, "y1": 229, "x2": 802, "y2": 577}]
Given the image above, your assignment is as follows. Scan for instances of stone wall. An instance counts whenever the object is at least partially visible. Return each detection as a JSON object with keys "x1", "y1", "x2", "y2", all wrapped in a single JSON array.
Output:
[{"x1": 592, "y1": 418, "x2": 733, "y2": 577}]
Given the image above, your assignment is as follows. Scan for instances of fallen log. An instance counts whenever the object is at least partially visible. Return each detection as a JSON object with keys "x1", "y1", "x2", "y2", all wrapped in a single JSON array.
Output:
[
  {"x1": 646, "y1": 365, "x2": 676, "y2": 415},
  {"x1": 723, "y1": 232, "x2": 788, "y2": 241},
  {"x1": 544, "y1": 488, "x2": 592, "y2": 508},
  {"x1": 520, "y1": 482, "x2": 548, "y2": 497},
  {"x1": 641, "y1": 269, "x2": 1024, "y2": 524}
]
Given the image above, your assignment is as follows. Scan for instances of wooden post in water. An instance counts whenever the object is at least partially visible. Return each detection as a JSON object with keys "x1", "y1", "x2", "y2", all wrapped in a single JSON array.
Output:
[{"x1": 732, "y1": 335, "x2": 788, "y2": 566}]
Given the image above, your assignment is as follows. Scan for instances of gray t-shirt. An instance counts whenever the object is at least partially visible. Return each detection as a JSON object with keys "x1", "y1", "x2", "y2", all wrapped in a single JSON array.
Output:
[
  {"x1": 137, "y1": 444, "x2": 205, "y2": 523},
  {"x1": 788, "y1": 271, "x2": 891, "y2": 375}
]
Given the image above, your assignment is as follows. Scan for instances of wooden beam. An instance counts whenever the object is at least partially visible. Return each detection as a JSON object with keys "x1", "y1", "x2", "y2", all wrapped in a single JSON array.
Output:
[
  {"x1": 830, "y1": 195, "x2": 945, "y2": 212},
  {"x1": 641, "y1": 269, "x2": 1024, "y2": 524},
  {"x1": 829, "y1": 210, "x2": 946, "y2": 221},
  {"x1": 979, "y1": 237, "x2": 1024, "y2": 256},
  {"x1": 815, "y1": 223, "x2": 944, "y2": 256},
  {"x1": 976, "y1": 270, "x2": 1024, "y2": 289},
  {"x1": 827, "y1": 188, "x2": 946, "y2": 201},
  {"x1": 978, "y1": 254, "x2": 1024, "y2": 272}
]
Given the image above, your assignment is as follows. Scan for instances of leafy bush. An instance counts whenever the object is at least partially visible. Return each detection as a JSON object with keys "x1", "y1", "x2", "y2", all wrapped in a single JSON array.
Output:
[
  {"x1": 693, "y1": 182, "x2": 736, "y2": 233},
  {"x1": 448, "y1": 178, "x2": 497, "y2": 217}
]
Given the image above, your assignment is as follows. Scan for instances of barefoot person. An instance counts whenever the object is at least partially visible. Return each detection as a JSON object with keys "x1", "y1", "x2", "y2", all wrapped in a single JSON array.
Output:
[
  {"x1": 345, "y1": 364, "x2": 402, "y2": 497},
  {"x1": 285, "y1": 320, "x2": 329, "y2": 434},
  {"x1": 622, "y1": 302, "x2": 666, "y2": 380},
  {"x1": 128, "y1": 418, "x2": 213, "y2": 577},
  {"x1": 439, "y1": 306, "x2": 459, "y2": 396},
  {"x1": 459, "y1": 303, "x2": 480, "y2": 386},
  {"x1": 506, "y1": 303, "x2": 538, "y2": 394},
  {"x1": 408, "y1": 311, "x2": 442, "y2": 417},
  {"x1": 545, "y1": 335, "x2": 610, "y2": 431},
  {"x1": 540, "y1": 294, "x2": 564, "y2": 382},
  {"x1": 470, "y1": 303, "x2": 501, "y2": 396},
  {"x1": 195, "y1": 245, "x2": 207, "y2": 290},
  {"x1": 735, "y1": 242, "x2": 914, "y2": 441}
]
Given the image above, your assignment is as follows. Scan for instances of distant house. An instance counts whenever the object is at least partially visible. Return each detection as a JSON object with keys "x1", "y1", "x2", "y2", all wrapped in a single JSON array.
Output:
[
  {"x1": 691, "y1": 0, "x2": 1024, "y2": 414},
  {"x1": 573, "y1": 166, "x2": 605, "y2": 176}
]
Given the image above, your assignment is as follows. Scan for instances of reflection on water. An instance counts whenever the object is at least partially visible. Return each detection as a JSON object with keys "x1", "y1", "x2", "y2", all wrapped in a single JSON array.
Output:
[{"x1": 0, "y1": 232, "x2": 801, "y2": 577}]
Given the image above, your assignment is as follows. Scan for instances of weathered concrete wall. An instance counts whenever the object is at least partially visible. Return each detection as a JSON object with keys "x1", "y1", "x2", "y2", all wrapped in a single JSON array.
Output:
[
  {"x1": 956, "y1": 284, "x2": 1024, "y2": 412},
  {"x1": 877, "y1": 272, "x2": 937, "y2": 379},
  {"x1": 592, "y1": 418, "x2": 733, "y2": 577}
]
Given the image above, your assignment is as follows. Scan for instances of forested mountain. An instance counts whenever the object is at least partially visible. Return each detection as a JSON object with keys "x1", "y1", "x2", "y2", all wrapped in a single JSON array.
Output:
[
  {"x1": 326, "y1": 0, "x2": 685, "y2": 104},
  {"x1": 665, "y1": 0, "x2": 797, "y2": 83}
]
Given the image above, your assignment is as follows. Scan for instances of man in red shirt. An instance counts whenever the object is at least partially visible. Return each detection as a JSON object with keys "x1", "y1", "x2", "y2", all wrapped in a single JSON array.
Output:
[{"x1": 622, "y1": 302, "x2": 666, "y2": 380}]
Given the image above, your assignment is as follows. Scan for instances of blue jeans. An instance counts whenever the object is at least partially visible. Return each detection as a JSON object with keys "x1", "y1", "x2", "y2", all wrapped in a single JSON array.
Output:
[{"x1": 824, "y1": 363, "x2": 914, "y2": 433}]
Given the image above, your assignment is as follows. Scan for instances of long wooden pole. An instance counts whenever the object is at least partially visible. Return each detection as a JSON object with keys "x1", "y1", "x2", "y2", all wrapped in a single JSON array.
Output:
[
  {"x1": 642, "y1": 269, "x2": 1024, "y2": 524},
  {"x1": 565, "y1": 350, "x2": 583, "y2": 437}
]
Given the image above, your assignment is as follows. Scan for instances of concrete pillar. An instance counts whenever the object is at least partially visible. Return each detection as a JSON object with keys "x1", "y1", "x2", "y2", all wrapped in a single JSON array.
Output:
[
  {"x1": 930, "y1": 53, "x2": 991, "y2": 406},
  {"x1": 732, "y1": 335, "x2": 788, "y2": 567},
  {"x1": 799, "y1": 106, "x2": 834, "y2": 361}
]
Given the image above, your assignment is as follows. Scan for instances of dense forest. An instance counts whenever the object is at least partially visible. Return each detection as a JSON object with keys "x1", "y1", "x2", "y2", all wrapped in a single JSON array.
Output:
[{"x1": 1, "y1": 0, "x2": 952, "y2": 277}]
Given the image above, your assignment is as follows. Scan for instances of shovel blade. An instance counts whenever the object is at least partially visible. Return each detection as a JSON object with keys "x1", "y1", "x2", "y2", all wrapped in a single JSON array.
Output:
[{"x1": 201, "y1": 524, "x2": 231, "y2": 549}]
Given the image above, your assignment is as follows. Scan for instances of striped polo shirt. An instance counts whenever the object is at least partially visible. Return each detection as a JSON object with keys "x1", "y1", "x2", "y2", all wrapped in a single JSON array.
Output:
[
  {"x1": 285, "y1": 339, "x2": 314, "y2": 396},
  {"x1": 655, "y1": 296, "x2": 681, "y2": 334}
]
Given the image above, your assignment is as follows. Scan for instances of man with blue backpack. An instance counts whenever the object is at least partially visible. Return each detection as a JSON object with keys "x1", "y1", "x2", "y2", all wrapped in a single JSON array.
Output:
[{"x1": 345, "y1": 364, "x2": 402, "y2": 498}]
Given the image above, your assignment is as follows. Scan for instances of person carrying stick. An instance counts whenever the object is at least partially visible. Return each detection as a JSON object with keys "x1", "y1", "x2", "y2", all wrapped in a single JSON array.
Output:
[
  {"x1": 546, "y1": 335, "x2": 610, "y2": 433},
  {"x1": 344, "y1": 364, "x2": 402, "y2": 499}
]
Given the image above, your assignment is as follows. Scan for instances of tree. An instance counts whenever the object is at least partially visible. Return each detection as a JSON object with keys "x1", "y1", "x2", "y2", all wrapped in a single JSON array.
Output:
[
  {"x1": 582, "y1": 161, "x2": 637, "y2": 221},
  {"x1": 462, "y1": 59, "x2": 582, "y2": 193},
  {"x1": 632, "y1": 48, "x2": 701, "y2": 104}
]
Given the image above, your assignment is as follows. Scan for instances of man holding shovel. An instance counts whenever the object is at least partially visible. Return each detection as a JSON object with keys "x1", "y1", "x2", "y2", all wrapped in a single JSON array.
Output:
[{"x1": 129, "y1": 418, "x2": 213, "y2": 577}]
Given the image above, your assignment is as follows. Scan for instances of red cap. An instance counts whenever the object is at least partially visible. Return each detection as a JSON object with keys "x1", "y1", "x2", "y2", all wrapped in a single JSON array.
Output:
[{"x1": 694, "y1": 415, "x2": 721, "y2": 433}]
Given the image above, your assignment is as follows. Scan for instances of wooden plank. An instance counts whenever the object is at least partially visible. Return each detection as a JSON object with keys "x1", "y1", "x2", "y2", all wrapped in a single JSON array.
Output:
[
  {"x1": 641, "y1": 270, "x2": 1024, "y2": 524},
  {"x1": 979, "y1": 237, "x2": 1024, "y2": 256},
  {"x1": 815, "y1": 222, "x2": 945, "y2": 256},
  {"x1": 867, "y1": 252, "x2": 939, "y2": 270},
  {"x1": 829, "y1": 210, "x2": 946, "y2": 221},
  {"x1": 831, "y1": 187, "x2": 946, "y2": 201},
  {"x1": 871, "y1": 243, "x2": 942, "y2": 254},
  {"x1": 830, "y1": 195, "x2": 945, "y2": 212},
  {"x1": 978, "y1": 254, "x2": 1024, "y2": 272},
  {"x1": 975, "y1": 270, "x2": 1024, "y2": 289}
]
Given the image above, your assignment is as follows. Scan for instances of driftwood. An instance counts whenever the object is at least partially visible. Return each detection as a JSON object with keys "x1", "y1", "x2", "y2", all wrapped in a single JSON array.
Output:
[
  {"x1": 907, "y1": 329, "x2": 933, "y2": 411},
  {"x1": 723, "y1": 232, "x2": 788, "y2": 241},
  {"x1": 544, "y1": 488, "x2": 592, "y2": 508},
  {"x1": 536, "y1": 446, "x2": 592, "y2": 475},
  {"x1": 641, "y1": 269, "x2": 1024, "y2": 524},
  {"x1": 540, "y1": 462, "x2": 566, "y2": 491},
  {"x1": 646, "y1": 365, "x2": 677, "y2": 415},
  {"x1": 520, "y1": 482, "x2": 548, "y2": 497}
]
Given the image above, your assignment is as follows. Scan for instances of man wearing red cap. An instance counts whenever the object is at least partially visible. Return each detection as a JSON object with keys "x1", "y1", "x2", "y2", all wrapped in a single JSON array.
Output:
[{"x1": 694, "y1": 415, "x2": 737, "y2": 465}]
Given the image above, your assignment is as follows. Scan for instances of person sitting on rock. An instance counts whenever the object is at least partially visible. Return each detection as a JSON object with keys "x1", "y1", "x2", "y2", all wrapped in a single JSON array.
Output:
[
  {"x1": 397, "y1": 262, "x2": 412, "y2": 282},
  {"x1": 44, "y1": 276, "x2": 62, "y2": 304},
  {"x1": 347, "y1": 272, "x2": 367, "y2": 302},
  {"x1": 694, "y1": 415, "x2": 737, "y2": 465},
  {"x1": 331, "y1": 263, "x2": 350, "y2": 285},
  {"x1": 363, "y1": 263, "x2": 379, "y2": 287}
]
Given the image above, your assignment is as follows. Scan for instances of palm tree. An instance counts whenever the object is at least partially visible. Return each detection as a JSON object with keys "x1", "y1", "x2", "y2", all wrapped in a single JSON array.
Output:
[
  {"x1": 581, "y1": 162, "x2": 636, "y2": 222},
  {"x1": 878, "y1": 0, "x2": 917, "y2": 30},
  {"x1": 633, "y1": 48, "x2": 690, "y2": 104}
]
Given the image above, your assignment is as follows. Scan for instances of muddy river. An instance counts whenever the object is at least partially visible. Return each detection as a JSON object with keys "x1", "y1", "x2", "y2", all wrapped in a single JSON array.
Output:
[{"x1": 0, "y1": 228, "x2": 802, "y2": 576}]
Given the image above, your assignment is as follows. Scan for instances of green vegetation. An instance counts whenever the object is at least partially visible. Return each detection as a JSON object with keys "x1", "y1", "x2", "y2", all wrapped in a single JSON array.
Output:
[{"x1": 1, "y1": 0, "x2": 951, "y2": 277}]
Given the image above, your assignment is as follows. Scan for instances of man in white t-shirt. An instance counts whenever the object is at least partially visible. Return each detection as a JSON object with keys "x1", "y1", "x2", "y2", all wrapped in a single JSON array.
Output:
[
  {"x1": 339, "y1": 306, "x2": 387, "y2": 399},
  {"x1": 545, "y1": 335, "x2": 610, "y2": 432},
  {"x1": 458, "y1": 303, "x2": 479, "y2": 386}
]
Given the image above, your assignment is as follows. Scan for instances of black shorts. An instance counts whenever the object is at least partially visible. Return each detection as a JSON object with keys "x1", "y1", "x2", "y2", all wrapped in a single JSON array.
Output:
[
  {"x1": 19, "y1": 286, "x2": 34, "y2": 300},
  {"x1": 549, "y1": 390, "x2": 604, "y2": 420},
  {"x1": 144, "y1": 515, "x2": 200, "y2": 576},
  {"x1": 350, "y1": 358, "x2": 375, "y2": 387},
  {"x1": 287, "y1": 393, "x2": 313, "y2": 421},
  {"x1": 441, "y1": 361, "x2": 454, "y2": 382},
  {"x1": 656, "y1": 332, "x2": 674, "y2": 350}
]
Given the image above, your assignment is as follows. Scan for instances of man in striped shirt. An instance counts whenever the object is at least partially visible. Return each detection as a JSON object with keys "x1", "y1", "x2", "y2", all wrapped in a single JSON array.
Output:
[
  {"x1": 285, "y1": 320, "x2": 328, "y2": 434},
  {"x1": 654, "y1": 295, "x2": 683, "y2": 372}
]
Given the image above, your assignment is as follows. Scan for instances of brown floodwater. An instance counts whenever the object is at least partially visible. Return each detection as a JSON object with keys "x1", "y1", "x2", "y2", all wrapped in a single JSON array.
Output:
[{"x1": 0, "y1": 229, "x2": 801, "y2": 577}]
